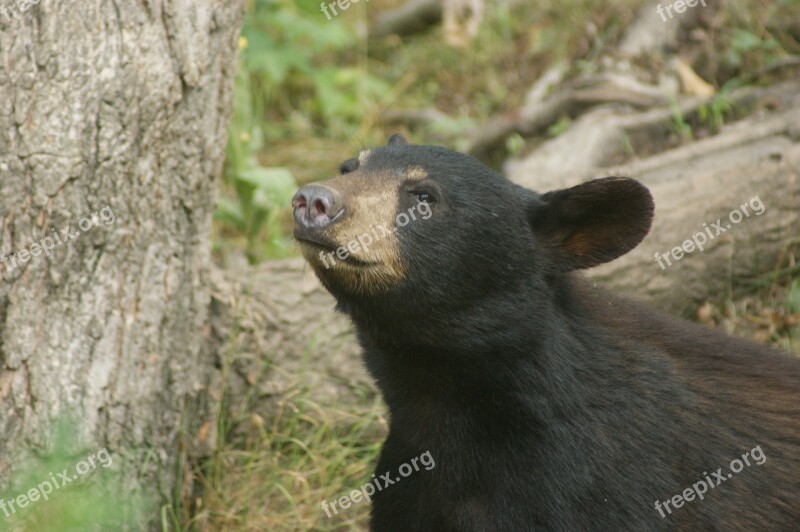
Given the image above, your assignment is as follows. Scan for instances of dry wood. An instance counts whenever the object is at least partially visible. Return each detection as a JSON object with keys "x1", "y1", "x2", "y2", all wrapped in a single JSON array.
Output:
[{"x1": 371, "y1": 0, "x2": 442, "y2": 39}]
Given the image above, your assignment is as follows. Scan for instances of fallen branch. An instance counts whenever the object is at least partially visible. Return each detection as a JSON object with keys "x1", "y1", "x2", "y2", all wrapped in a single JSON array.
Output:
[
  {"x1": 466, "y1": 73, "x2": 670, "y2": 159},
  {"x1": 370, "y1": 0, "x2": 442, "y2": 39}
]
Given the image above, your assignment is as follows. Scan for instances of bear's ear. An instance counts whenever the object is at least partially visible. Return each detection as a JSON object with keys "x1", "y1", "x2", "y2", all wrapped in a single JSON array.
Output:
[
  {"x1": 527, "y1": 177, "x2": 654, "y2": 270},
  {"x1": 388, "y1": 133, "x2": 408, "y2": 146}
]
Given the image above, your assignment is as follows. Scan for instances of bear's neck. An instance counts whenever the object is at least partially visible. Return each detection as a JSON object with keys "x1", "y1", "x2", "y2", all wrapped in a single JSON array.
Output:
[{"x1": 349, "y1": 275, "x2": 610, "y2": 439}]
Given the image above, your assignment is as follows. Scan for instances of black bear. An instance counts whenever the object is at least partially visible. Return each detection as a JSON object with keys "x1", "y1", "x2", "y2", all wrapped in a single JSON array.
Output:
[{"x1": 292, "y1": 134, "x2": 800, "y2": 531}]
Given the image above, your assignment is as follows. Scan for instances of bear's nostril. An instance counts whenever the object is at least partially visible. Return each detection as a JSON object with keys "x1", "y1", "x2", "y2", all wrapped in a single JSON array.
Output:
[
  {"x1": 293, "y1": 184, "x2": 344, "y2": 229},
  {"x1": 291, "y1": 191, "x2": 308, "y2": 210},
  {"x1": 312, "y1": 199, "x2": 328, "y2": 218}
]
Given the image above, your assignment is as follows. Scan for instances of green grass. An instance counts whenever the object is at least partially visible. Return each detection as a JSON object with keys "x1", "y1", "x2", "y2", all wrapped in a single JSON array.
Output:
[{"x1": 186, "y1": 386, "x2": 386, "y2": 531}]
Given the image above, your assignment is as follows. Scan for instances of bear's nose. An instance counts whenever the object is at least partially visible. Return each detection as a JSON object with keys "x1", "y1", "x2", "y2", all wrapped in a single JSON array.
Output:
[{"x1": 292, "y1": 184, "x2": 344, "y2": 228}]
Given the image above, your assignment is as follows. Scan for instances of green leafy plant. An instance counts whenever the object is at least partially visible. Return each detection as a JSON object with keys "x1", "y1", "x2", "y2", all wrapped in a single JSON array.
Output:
[
  {"x1": 215, "y1": 0, "x2": 393, "y2": 263},
  {"x1": 787, "y1": 279, "x2": 800, "y2": 314},
  {"x1": 724, "y1": 28, "x2": 780, "y2": 70},
  {"x1": 241, "y1": 0, "x2": 389, "y2": 135},
  {"x1": 698, "y1": 78, "x2": 742, "y2": 133},
  {"x1": 547, "y1": 116, "x2": 573, "y2": 137},
  {"x1": 669, "y1": 99, "x2": 693, "y2": 143},
  {"x1": 216, "y1": 42, "x2": 298, "y2": 263}
]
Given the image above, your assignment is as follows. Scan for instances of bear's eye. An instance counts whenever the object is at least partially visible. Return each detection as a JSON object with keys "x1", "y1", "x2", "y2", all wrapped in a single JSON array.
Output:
[
  {"x1": 412, "y1": 191, "x2": 435, "y2": 204},
  {"x1": 339, "y1": 158, "x2": 359, "y2": 174}
]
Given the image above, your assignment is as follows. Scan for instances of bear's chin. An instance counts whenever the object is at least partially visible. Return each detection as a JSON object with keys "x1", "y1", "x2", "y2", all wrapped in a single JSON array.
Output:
[
  {"x1": 308, "y1": 262, "x2": 405, "y2": 299},
  {"x1": 299, "y1": 242, "x2": 379, "y2": 269}
]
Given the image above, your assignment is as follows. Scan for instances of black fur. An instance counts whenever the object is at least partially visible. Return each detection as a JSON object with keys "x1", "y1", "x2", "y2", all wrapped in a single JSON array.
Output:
[{"x1": 303, "y1": 138, "x2": 800, "y2": 531}]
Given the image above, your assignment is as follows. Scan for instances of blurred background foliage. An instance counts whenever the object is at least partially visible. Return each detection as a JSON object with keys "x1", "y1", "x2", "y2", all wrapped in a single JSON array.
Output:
[
  {"x1": 214, "y1": 0, "x2": 386, "y2": 263},
  {"x1": 214, "y1": 0, "x2": 800, "y2": 266}
]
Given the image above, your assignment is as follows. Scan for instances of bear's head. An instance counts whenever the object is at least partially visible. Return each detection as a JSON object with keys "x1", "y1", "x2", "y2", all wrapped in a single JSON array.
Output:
[{"x1": 292, "y1": 135, "x2": 653, "y2": 318}]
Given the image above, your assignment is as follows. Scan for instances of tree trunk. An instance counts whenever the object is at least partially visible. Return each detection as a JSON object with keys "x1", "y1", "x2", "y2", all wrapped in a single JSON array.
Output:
[{"x1": 0, "y1": 0, "x2": 244, "y2": 525}]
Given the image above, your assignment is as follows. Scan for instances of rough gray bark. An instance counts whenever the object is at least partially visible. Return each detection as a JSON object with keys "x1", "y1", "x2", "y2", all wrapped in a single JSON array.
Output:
[{"x1": 0, "y1": 0, "x2": 244, "y2": 525}]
